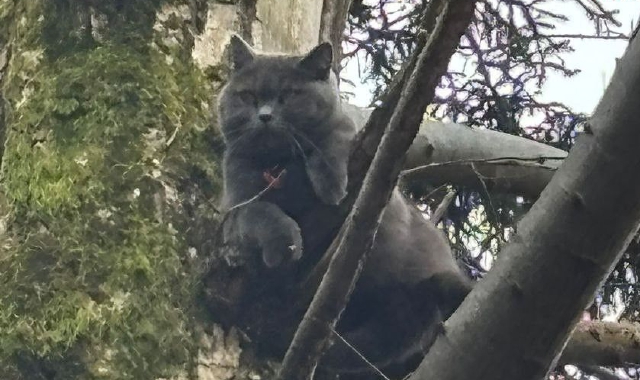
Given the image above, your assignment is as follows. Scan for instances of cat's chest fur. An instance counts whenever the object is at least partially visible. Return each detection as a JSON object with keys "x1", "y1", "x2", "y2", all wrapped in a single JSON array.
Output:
[{"x1": 259, "y1": 157, "x2": 319, "y2": 219}]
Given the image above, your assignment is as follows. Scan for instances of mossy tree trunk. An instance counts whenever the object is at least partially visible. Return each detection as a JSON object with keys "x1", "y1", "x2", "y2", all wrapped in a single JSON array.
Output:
[
  {"x1": 0, "y1": 1, "x2": 222, "y2": 379},
  {"x1": 0, "y1": 0, "x2": 330, "y2": 378}
]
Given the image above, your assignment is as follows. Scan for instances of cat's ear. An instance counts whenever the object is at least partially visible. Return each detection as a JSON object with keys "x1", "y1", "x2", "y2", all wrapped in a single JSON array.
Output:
[
  {"x1": 299, "y1": 42, "x2": 333, "y2": 80},
  {"x1": 229, "y1": 34, "x2": 255, "y2": 71}
]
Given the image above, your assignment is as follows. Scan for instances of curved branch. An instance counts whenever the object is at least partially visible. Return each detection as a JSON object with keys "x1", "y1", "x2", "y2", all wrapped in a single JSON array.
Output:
[
  {"x1": 347, "y1": 105, "x2": 568, "y2": 198},
  {"x1": 404, "y1": 120, "x2": 566, "y2": 198}
]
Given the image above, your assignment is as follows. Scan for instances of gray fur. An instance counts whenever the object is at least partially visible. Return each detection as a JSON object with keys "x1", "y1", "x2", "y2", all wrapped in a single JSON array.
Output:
[{"x1": 217, "y1": 36, "x2": 471, "y2": 379}]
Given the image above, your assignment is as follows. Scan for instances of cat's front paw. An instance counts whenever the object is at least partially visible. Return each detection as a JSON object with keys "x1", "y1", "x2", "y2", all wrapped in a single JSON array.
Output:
[
  {"x1": 259, "y1": 219, "x2": 303, "y2": 268},
  {"x1": 226, "y1": 201, "x2": 304, "y2": 268},
  {"x1": 306, "y1": 156, "x2": 348, "y2": 206},
  {"x1": 313, "y1": 179, "x2": 348, "y2": 206}
]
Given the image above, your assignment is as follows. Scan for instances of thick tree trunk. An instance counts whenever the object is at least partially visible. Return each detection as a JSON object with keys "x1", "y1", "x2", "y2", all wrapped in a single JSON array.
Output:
[
  {"x1": 0, "y1": 1, "x2": 220, "y2": 379},
  {"x1": 0, "y1": 0, "x2": 336, "y2": 378},
  {"x1": 410, "y1": 32, "x2": 640, "y2": 380}
]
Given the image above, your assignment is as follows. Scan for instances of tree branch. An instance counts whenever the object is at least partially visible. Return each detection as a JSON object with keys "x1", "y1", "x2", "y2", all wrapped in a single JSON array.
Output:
[
  {"x1": 277, "y1": 0, "x2": 477, "y2": 378},
  {"x1": 319, "y1": 0, "x2": 353, "y2": 74},
  {"x1": 431, "y1": 189, "x2": 456, "y2": 223},
  {"x1": 561, "y1": 321, "x2": 640, "y2": 368},
  {"x1": 402, "y1": 156, "x2": 564, "y2": 199},
  {"x1": 546, "y1": 33, "x2": 628, "y2": 40},
  {"x1": 409, "y1": 26, "x2": 640, "y2": 380},
  {"x1": 346, "y1": 106, "x2": 569, "y2": 199}
]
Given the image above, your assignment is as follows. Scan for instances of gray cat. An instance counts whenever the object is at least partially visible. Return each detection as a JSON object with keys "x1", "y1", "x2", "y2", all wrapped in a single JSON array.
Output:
[{"x1": 217, "y1": 35, "x2": 471, "y2": 379}]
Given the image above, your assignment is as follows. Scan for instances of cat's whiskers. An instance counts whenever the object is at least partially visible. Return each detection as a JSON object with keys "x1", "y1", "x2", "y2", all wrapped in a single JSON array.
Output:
[
  {"x1": 222, "y1": 124, "x2": 249, "y2": 138},
  {"x1": 225, "y1": 129, "x2": 257, "y2": 156},
  {"x1": 287, "y1": 133, "x2": 309, "y2": 165},
  {"x1": 286, "y1": 133, "x2": 299, "y2": 158}
]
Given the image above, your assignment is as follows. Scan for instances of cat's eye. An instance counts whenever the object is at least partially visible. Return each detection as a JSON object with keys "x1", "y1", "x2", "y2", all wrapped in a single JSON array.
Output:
[
  {"x1": 236, "y1": 90, "x2": 256, "y2": 105},
  {"x1": 278, "y1": 88, "x2": 303, "y2": 103}
]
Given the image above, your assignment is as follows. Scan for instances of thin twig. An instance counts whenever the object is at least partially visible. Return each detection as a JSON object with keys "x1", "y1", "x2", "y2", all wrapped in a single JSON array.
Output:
[
  {"x1": 166, "y1": 125, "x2": 180, "y2": 147},
  {"x1": 546, "y1": 33, "x2": 628, "y2": 40},
  {"x1": 431, "y1": 189, "x2": 456, "y2": 223},
  {"x1": 421, "y1": 184, "x2": 449, "y2": 203},
  {"x1": 328, "y1": 325, "x2": 392, "y2": 380},
  {"x1": 401, "y1": 155, "x2": 566, "y2": 177},
  {"x1": 226, "y1": 170, "x2": 287, "y2": 212},
  {"x1": 470, "y1": 162, "x2": 503, "y2": 241}
]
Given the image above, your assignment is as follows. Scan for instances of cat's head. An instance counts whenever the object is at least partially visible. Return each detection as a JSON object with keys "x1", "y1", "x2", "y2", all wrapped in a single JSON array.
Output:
[{"x1": 217, "y1": 35, "x2": 340, "y2": 158}]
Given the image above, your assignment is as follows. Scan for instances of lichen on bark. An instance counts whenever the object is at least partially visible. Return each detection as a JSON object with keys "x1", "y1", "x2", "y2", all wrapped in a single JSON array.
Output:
[{"x1": 0, "y1": 0, "x2": 222, "y2": 378}]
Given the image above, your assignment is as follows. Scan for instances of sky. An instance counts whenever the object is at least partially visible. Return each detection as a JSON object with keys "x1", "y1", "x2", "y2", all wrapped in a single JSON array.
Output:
[
  {"x1": 342, "y1": 0, "x2": 640, "y2": 115},
  {"x1": 539, "y1": 0, "x2": 640, "y2": 113}
]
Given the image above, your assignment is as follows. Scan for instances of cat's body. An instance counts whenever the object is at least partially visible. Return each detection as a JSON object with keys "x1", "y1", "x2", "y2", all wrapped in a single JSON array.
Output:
[{"x1": 217, "y1": 36, "x2": 471, "y2": 379}]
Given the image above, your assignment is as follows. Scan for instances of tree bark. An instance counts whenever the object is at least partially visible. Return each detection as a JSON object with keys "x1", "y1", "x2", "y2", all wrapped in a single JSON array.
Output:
[
  {"x1": 0, "y1": 1, "x2": 225, "y2": 379},
  {"x1": 410, "y1": 30, "x2": 640, "y2": 380},
  {"x1": 0, "y1": 42, "x2": 6, "y2": 165}
]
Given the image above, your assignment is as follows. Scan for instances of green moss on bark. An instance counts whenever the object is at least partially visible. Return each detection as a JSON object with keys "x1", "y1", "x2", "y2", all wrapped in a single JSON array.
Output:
[{"x1": 0, "y1": 0, "x2": 222, "y2": 378}]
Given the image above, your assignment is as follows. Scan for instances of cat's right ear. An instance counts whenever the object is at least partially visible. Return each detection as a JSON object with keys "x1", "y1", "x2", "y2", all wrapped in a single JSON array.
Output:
[
  {"x1": 299, "y1": 42, "x2": 333, "y2": 80},
  {"x1": 229, "y1": 34, "x2": 255, "y2": 71}
]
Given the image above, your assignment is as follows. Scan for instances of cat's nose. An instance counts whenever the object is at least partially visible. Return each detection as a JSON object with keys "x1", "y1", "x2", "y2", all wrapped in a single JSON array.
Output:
[{"x1": 258, "y1": 105, "x2": 273, "y2": 123}]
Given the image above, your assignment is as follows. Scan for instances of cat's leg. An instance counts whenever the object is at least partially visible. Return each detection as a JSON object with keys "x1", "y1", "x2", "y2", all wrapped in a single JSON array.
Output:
[
  {"x1": 317, "y1": 287, "x2": 435, "y2": 378},
  {"x1": 221, "y1": 155, "x2": 303, "y2": 267},
  {"x1": 317, "y1": 274, "x2": 471, "y2": 379},
  {"x1": 305, "y1": 127, "x2": 352, "y2": 206},
  {"x1": 306, "y1": 153, "x2": 347, "y2": 206},
  {"x1": 411, "y1": 271, "x2": 472, "y2": 320},
  {"x1": 223, "y1": 201, "x2": 303, "y2": 267}
]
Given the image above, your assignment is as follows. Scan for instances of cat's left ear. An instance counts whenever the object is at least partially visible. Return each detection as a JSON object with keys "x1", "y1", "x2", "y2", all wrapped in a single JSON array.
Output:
[
  {"x1": 299, "y1": 42, "x2": 333, "y2": 80},
  {"x1": 229, "y1": 34, "x2": 255, "y2": 71}
]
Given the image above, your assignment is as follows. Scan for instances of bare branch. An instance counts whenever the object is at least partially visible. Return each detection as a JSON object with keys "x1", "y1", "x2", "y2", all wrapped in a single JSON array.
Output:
[
  {"x1": 400, "y1": 118, "x2": 568, "y2": 198},
  {"x1": 431, "y1": 190, "x2": 457, "y2": 223},
  {"x1": 574, "y1": 0, "x2": 621, "y2": 27},
  {"x1": 546, "y1": 33, "x2": 628, "y2": 40},
  {"x1": 561, "y1": 321, "x2": 640, "y2": 367},
  {"x1": 320, "y1": 0, "x2": 353, "y2": 74}
]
